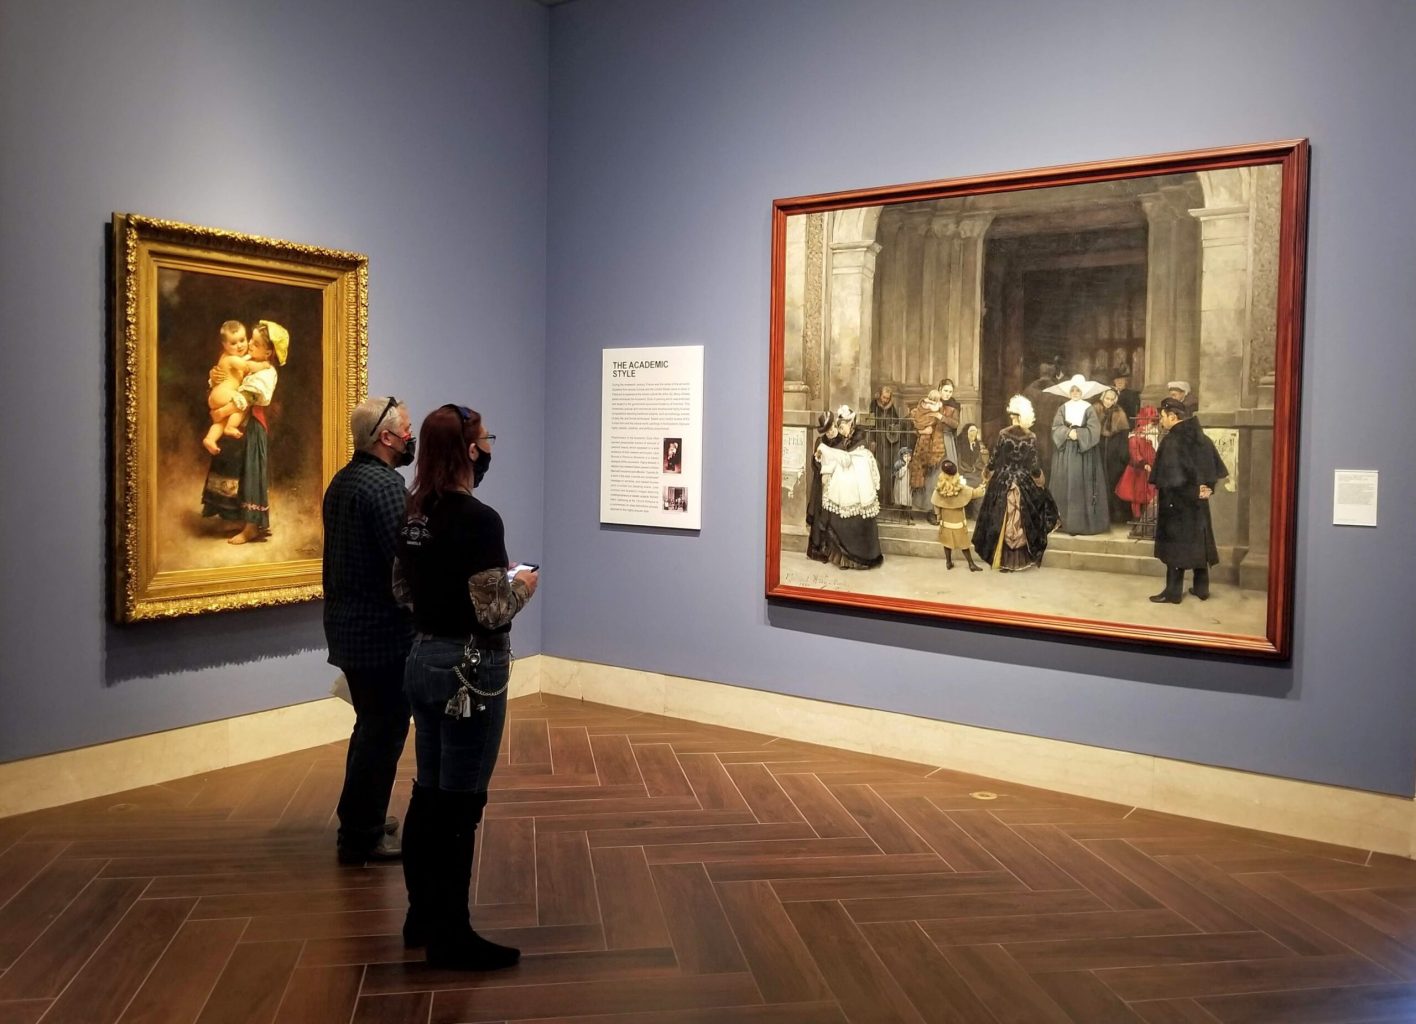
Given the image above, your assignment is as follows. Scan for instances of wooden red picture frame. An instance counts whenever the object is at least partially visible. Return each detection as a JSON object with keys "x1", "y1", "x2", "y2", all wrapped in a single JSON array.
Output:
[{"x1": 766, "y1": 140, "x2": 1308, "y2": 658}]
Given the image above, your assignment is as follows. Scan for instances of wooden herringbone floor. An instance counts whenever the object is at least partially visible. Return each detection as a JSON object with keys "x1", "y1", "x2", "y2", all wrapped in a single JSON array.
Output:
[{"x1": 2, "y1": 694, "x2": 1416, "y2": 1023}]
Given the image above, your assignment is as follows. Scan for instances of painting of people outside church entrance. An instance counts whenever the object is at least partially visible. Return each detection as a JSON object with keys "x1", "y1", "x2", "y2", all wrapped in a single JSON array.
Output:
[
  {"x1": 766, "y1": 141, "x2": 1308, "y2": 657},
  {"x1": 112, "y1": 214, "x2": 368, "y2": 622}
]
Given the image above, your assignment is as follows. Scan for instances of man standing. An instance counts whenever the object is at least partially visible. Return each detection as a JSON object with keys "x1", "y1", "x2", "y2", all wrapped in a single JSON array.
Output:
[
  {"x1": 1166, "y1": 380, "x2": 1200, "y2": 420},
  {"x1": 1148, "y1": 397, "x2": 1228, "y2": 603},
  {"x1": 1111, "y1": 366, "x2": 1141, "y2": 426},
  {"x1": 867, "y1": 385, "x2": 909, "y2": 506},
  {"x1": 1022, "y1": 360, "x2": 1054, "y2": 423},
  {"x1": 1024, "y1": 360, "x2": 1064, "y2": 470},
  {"x1": 324, "y1": 396, "x2": 417, "y2": 863}
]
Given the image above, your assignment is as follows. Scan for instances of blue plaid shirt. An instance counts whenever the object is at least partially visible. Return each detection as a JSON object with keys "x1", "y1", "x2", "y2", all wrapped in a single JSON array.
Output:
[{"x1": 322, "y1": 451, "x2": 415, "y2": 669}]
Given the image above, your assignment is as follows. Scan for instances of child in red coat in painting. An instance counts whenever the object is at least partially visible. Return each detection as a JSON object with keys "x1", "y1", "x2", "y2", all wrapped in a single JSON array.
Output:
[{"x1": 1115, "y1": 405, "x2": 1159, "y2": 519}]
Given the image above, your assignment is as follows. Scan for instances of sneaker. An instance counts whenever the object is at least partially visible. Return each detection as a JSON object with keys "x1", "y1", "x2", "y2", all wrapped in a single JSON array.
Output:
[{"x1": 337, "y1": 832, "x2": 402, "y2": 865}]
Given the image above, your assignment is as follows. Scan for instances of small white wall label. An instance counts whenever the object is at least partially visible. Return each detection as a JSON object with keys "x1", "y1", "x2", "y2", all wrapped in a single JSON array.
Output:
[{"x1": 1333, "y1": 469, "x2": 1378, "y2": 527}]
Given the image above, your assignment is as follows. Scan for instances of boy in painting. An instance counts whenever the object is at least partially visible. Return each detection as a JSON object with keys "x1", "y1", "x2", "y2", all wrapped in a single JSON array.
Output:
[
  {"x1": 203, "y1": 320, "x2": 270, "y2": 454},
  {"x1": 932, "y1": 460, "x2": 983, "y2": 571},
  {"x1": 892, "y1": 446, "x2": 913, "y2": 509}
]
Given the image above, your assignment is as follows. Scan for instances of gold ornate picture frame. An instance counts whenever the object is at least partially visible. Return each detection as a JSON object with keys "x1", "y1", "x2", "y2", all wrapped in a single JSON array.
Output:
[{"x1": 112, "y1": 213, "x2": 368, "y2": 622}]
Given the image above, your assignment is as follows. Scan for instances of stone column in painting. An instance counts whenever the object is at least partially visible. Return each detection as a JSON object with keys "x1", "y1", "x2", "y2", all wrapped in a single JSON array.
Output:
[
  {"x1": 1139, "y1": 186, "x2": 1202, "y2": 409},
  {"x1": 924, "y1": 211, "x2": 993, "y2": 430},
  {"x1": 1189, "y1": 189, "x2": 1252, "y2": 571},
  {"x1": 827, "y1": 232, "x2": 882, "y2": 410},
  {"x1": 782, "y1": 216, "x2": 805, "y2": 404},
  {"x1": 895, "y1": 211, "x2": 931, "y2": 390},
  {"x1": 1188, "y1": 165, "x2": 1285, "y2": 588},
  {"x1": 875, "y1": 216, "x2": 910, "y2": 388},
  {"x1": 781, "y1": 214, "x2": 813, "y2": 415},
  {"x1": 1190, "y1": 165, "x2": 1282, "y2": 415},
  {"x1": 1191, "y1": 202, "x2": 1251, "y2": 415},
  {"x1": 780, "y1": 212, "x2": 824, "y2": 532}
]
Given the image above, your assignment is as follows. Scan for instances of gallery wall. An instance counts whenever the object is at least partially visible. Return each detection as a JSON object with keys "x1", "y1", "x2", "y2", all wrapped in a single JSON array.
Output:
[
  {"x1": 542, "y1": 0, "x2": 1416, "y2": 794},
  {"x1": 4, "y1": 0, "x2": 1412, "y2": 799},
  {"x1": 0, "y1": 0, "x2": 549, "y2": 762}
]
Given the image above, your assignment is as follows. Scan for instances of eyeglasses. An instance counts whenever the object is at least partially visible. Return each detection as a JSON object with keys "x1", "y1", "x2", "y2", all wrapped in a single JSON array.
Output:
[
  {"x1": 368, "y1": 396, "x2": 400, "y2": 437},
  {"x1": 444, "y1": 404, "x2": 494, "y2": 446}
]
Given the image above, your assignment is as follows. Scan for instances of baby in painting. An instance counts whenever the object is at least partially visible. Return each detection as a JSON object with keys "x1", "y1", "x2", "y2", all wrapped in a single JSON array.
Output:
[{"x1": 203, "y1": 320, "x2": 269, "y2": 453}]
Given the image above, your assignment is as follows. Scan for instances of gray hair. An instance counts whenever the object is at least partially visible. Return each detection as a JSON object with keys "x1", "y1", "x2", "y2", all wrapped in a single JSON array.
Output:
[{"x1": 350, "y1": 396, "x2": 406, "y2": 453}]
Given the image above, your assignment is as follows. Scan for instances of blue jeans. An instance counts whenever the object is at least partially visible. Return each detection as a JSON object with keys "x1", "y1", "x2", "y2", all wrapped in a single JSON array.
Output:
[
  {"x1": 404, "y1": 635, "x2": 510, "y2": 794},
  {"x1": 335, "y1": 660, "x2": 411, "y2": 853}
]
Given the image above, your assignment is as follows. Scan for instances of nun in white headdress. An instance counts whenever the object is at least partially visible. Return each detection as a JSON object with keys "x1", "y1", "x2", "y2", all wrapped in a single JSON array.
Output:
[{"x1": 1047, "y1": 374, "x2": 1110, "y2": 536}]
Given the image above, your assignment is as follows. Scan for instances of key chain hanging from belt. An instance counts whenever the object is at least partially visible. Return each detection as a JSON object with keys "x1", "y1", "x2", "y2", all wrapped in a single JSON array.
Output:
[{"x1": 445, "y1": 643, "x2": 511, "y2": 719}]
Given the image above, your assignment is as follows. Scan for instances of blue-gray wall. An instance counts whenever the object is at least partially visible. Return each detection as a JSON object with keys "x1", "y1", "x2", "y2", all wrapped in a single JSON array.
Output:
[
  {"x1": 542, "y1": 0, "x2": 1416, "y2": 795},
  {"x1": 0, "y1": 0, "x2": 548, "y2": 761}
]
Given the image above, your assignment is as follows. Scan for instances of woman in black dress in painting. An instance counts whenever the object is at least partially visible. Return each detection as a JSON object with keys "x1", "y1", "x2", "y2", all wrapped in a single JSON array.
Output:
[
  {"x1": 972, "y1": 395, "x2": 1059, "y2": 571},
  {"x1": 805, "y1": 406, "x2": 883, "y2": 569}
]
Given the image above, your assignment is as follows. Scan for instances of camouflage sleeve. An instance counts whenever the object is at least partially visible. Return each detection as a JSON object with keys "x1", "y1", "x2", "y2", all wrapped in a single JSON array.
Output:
[
  {"x1": 392, "y1": 557, "x2": 413, "y2": 610},
  {"x1": 467, "y1": 567, "x2": 531, "y2": 630}
]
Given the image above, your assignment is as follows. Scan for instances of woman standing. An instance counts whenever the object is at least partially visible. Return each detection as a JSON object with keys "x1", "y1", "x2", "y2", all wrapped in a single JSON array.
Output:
[
  {"x1": 809, "y1": 406, "x2": 883, "y2": 569},
  {"x1": 972, "y1": 395, "x2": 1059, "y2": 571},
  {"x1": 1049, "y1": 375, "x2": 1109, "y2": 536},
  {"x1": 394, "y1": 404, "x2": 538, "y2": 970},
  {"x1": 201, "y1": 319, "x2": 288, "y2": 544},
  {"x1": 955, "y1": 422, "x2": 987, "y2": 518},
  {"x1": 1095, "y1": 387, "x2": 1133, "y2": 524}
]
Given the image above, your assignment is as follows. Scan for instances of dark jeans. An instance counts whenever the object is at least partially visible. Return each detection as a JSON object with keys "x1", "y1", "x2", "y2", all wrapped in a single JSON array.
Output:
[
  {"x1": 335, "y1": 661, "x2": 411, "y2": 854},
  {"x1": 404, "y1": 635, "x2": 509, "y2": 794}
]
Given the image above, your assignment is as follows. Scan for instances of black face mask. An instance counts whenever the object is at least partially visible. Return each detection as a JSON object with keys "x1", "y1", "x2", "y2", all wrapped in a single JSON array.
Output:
[
  {"x1": 393, "y1": 436, "x2": 416, "y2": 468},
  {"x1": 472, "y1": 446, "x2": 491, "y2": 486}
]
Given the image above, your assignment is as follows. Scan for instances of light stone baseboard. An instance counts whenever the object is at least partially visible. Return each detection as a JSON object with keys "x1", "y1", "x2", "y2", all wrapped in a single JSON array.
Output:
[
  {"x1": 537, "y1": 655, "x2": 1416, "y2": 860},
  {"x1": 0, "y1": 697, "x2": 356, "y2": 818},
  {"x1": 0, "y1": 655, "x2": 546, "y2": 819},
  {"x1": 509, "y1": 651, "x2": 542, "y2": 699},
  {"x1": 5, "y1": 652, "x2": 1412, "y2": 859}
]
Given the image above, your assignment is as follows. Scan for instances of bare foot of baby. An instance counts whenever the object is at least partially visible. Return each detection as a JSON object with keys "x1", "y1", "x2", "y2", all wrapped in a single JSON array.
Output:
[
  {"x1": 223, "y1": 427, "x2": 244, "y2": 439},
  {"x1": 203, "y1": 437, "x2": 221, "y2": 455}
]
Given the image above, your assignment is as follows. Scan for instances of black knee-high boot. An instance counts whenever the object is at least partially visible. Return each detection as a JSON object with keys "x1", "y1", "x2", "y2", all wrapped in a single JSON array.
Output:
[
  {"x1": 426, "y1": 790, "x2": 520, "y2": 970},
  {"x1": 1149, "y1": 565, "x2": 1184, "y2": 603},
  {"x1": 400, "y1": 782, "x2": 437, "y2": 948},
  {"x1": 1189, "y1": 567, "x2": 1210, "y2": 600}
]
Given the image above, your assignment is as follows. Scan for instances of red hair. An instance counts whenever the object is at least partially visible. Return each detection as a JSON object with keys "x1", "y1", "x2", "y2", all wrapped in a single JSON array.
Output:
[{"x1": 408, "y1": 404, "x2": 482, "y2": 517}]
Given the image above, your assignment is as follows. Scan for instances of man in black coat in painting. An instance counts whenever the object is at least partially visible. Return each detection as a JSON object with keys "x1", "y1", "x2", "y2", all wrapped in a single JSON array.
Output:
[
  {"x1": 866, "y1": 385, "x2": 910, "y2": 507},
  {"x1": 1111, "y1": 365, "x2": 1141, "y2": 427},
  {"x1": 1149, "y1": 397, "x2": 1228, "y2": 603},
  {"x1": 1023, "y1": 360, "x2": 1061, "y2": 470}
]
